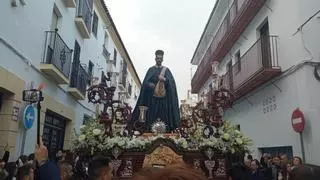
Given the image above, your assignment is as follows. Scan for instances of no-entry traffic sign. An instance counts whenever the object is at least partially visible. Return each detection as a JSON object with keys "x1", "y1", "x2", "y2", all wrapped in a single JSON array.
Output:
[{"x1": 291, "y1": 108, "x2": 305, "y2": 133}]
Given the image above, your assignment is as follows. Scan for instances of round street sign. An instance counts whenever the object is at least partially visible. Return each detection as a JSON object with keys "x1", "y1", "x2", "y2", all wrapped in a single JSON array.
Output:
[
  {"x1": 291, "y1": 108, "x2": 305, "y2": 133},
  {"x1": 23, "y1": 105, "x2": 36, "y2": 129}
]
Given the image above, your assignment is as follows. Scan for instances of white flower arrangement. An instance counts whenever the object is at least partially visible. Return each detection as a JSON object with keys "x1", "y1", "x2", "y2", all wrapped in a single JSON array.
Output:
[{"x1": 73, "y1": 118, "x2": 251, "y2": 155}]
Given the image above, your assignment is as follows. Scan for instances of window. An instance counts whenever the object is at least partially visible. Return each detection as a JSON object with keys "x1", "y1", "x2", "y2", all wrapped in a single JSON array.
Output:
[
  {"x1": 128, "y1": 84, "x2": 132, "y2": 96},
  {"x1": 88, "y1": 61, "x2": 94, "y2": 85},
  {"x1": 92, "y1": 12, "x2": 98, "y2": 37},
  {"x1": 104, "y1": 32, "x2": 109, "y2": 47},
  {"x1": 83, "y1": 114, "x2": 91, "y2": 125},
  {"x1": 43, "y1": 110, "x2": 67, "y2": 158},
  {"x1": 51, "y1": 5, "x2": 62, "y2": 30},
  {"x1": 113, "y1": 48, "x2": 117, "y2": 66},
  {"x1": 235, "y1": 51, "x2": 241, "y2": 73},
  {"x1": 70, "y1": 41, "x2": 81, "y2": 87}
]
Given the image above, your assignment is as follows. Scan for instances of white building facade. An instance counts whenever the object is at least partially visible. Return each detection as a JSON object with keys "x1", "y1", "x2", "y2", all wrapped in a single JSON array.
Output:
[
  {"x1": 191, "y1": 0, "x2": 320, "y2": 165},
  {"x1": 0, "y1": 0, "x2": 140, "y2": 160}
]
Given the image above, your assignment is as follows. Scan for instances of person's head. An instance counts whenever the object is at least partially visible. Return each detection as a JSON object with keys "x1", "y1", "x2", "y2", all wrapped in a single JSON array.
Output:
[
  {"x1": 88, "y1": 156, "x2": 113, "y2": 180},
  {"x1": 228, "y1": 163, "x2": 250, "y2": 180},
  {"x1": 60, "y1": 161, "x2": 74, "y2": 180},
  {"x1": 27, "y1": 153, "x2": 35, "y2": 165},
  {"x1": 289, "y1": 165, "x2": 320, "y2": 180},
  {"x1": 4, "y1": 162, "x2": 18, "y2": 180},
  {"x1": 247, "y1": 154, "x2": 253, "y2": 161},
  {"x1": 251, "y1": 159, "x2": 260, "y2": 171},
  {"x1": 0, "y1": 159, "x2": 5, "y2": 169},
  {"x1": 273, "y1": 155, "x2": 281, "y2": 166},
  {"x1": 244, "y1": 159, "x2": 252, "y2": 168},
  {"x1": 64, "y1": 150, "x2": 74, "y2": 163},
  {"x1": 27, "y1": 154, "x2": 35, "y2": 161},
  {"x1": 293, "y1": 156, "x2": 302, "y2": 167},
  {"x1": 16, "y1": 155, "x2": 28, "y2": 167},
  {"x1": 281, "y1": 154, "x2": 289, "y2": 164},
  {"x1": 132, "y1": 163, "x2": 208, "y2": 180},
  {"x1": 155, "y1": 50, "x2": 164, "y2": 66},
  {"x1": 57, "y1": 149, "x2": 64, "y2": 157},
  {"x1": 16, "y1": 164, "x2": 34, "y2": 180},
  {"x1": 287, "y1": 163, "x2": 293, "y2": 172}
]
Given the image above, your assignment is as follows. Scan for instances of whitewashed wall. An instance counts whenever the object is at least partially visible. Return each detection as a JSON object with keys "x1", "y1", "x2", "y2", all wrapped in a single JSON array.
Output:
[
  {"x1": 0, "y1": 0, "x2": 139, "y2": 158},
  {"x1": 193, "y1": 0, "x2": 320, "y2": 165}
]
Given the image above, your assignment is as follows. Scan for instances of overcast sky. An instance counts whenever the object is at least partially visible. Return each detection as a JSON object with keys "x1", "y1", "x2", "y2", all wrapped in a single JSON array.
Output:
[{"x1": 105, "y1": 0, "x2": 216, "y2": 100}]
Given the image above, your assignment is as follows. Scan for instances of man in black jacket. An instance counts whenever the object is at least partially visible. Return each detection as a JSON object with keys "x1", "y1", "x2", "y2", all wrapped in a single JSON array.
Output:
[
  {"x1": 35, "y1": 138, "x2": 60, "y2": 180},
  {"x1": 88, "y1": 156, "x2": 113, "y2": 180}
]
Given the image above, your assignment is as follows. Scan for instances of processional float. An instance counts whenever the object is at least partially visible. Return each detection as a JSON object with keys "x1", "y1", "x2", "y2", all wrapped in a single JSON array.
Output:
[{"x1": 74, "y1": 62, "x2": 249, "y2": 180}]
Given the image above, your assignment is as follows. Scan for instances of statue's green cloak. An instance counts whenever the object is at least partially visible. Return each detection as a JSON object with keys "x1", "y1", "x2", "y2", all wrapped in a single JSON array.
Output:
[{"x1": 131, "y1": 66, "x2": 180, "y2": 132}]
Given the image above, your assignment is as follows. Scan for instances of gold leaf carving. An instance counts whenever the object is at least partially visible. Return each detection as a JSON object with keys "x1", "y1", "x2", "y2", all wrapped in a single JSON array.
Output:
[{"x1": 143, "y1": 145, "x2": 184, "y2": 168}]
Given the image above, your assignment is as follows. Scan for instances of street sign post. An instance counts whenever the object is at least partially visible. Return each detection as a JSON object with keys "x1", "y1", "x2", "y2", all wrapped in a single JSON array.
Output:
[
  {"x1": 22, "y1": 84, "x2": 44, "y2": 145},
  {"x1": 23, "y1": 105, "x2": 35, "y2": 129},
  {"x1": 291, "y1": 108, "x2": 306, "y2": 163}
]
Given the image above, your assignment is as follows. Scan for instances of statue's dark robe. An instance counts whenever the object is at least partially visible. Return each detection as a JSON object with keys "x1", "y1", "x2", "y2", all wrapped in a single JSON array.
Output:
[{"x1": 131, "y1": 66, "x2": 180, "y2": 132}]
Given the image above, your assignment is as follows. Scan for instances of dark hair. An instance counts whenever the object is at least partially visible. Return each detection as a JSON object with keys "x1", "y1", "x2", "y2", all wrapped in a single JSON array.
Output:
[
  {"x1": 228, "y1": 163, "x2": 250, "y2": 180},
  {"x1": 289, "y1": 165, "x2": 320, "y2": 180},
  {"x1": 4, "y1": 162, "x2": 17, "y2": 180},
  {"x1": 16, "y1": 164, "x2": 33, "y2": 180},
  {"x1": 64, "y1": 151, "x2": 74, "y2": 164},
  {"x1": 247, "y1": 155, "x2": 253, "y2": 161},
  {"x1": 16, "y1": 155, "x2": 28, "y2": 166},
  {"x1": 252, "y1": 159, "x2": 261, "y2": 167},
  {"x1": 88, "y1": 156, "x2": 111, "y2": 180},
  {"x1": 28, "y1": 154, "x2": 35, "y2": 161},
  {"x1": 60, "y1": 161, "x2": 74, "y2": 180},
  {"x1": 293, "y1": 156, "x2": 302, "y2": 165},
  {"x1": 272, "y1": 155, "x2": 281, "y2": 161},
  {"x1": 155, "y1": 50, "x2": 164, "y2": 56}
]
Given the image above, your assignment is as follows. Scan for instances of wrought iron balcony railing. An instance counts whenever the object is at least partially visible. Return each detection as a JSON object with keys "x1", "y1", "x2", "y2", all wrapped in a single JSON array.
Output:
[
  {"x1": 222, "y1": 36, "x2": 280, "y2": 99},
  {"x1": 118, "y1": 72, "x2": 127, "y2": 89},
  {"x1": 192, "y1": 0, "x2": 267, "y2": 93},
  {"x1": 42, "y1": 29, "x2": 72, "y2": 79},
  {"x1": 76, "y1": 0, "x2": 93, "y2": 33},
  {"x1": 70, "y1": 63, "x2": 89, "y2": 97},
  {"x1": 103, "y1": 45, "x2": 111, "y2": 61}
]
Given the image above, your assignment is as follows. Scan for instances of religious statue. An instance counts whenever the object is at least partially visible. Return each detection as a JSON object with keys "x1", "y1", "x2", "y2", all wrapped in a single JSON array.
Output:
[{"x1": 132, "y1": 50, "x2": 180, "y2": 132}]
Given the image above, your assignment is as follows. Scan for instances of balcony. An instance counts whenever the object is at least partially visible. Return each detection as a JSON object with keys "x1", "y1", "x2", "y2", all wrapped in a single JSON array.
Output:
[
  {"x1": 68, "y1": 63, "x2": 88, "y2": 100},
  {"x1": 75, "y1": 0, "x2": 92, "y2": 39},
  {"x1": 102, "y1": 45, "x2": 111, "y2": 61},
  {"x1": 63, "y1": 0, "x2": 76, "y2": 8},
  {"x1": 221, "y1": 36, "x2": 281, "y2": 100},
  {"x1": 191, "y1": 0, "x2": 267, "y2": 93},
  {"x1": 40, "y1": 29, "x2": 72, "y2": 84},
  {"x1": 118, "y1": 72, "x2": 126, "y2": 91},
  {"x1": 126, "y1": 84, "x2": 132, "y2": 98}
]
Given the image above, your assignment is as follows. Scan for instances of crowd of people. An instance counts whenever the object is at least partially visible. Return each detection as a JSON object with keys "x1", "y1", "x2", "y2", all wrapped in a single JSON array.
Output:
[
  {"x1": 0, "y1": 140, "x2": 319, "y2": 180},
  {"x1": 229, "y1": 154, "x2": 320, "y2": 180}
]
